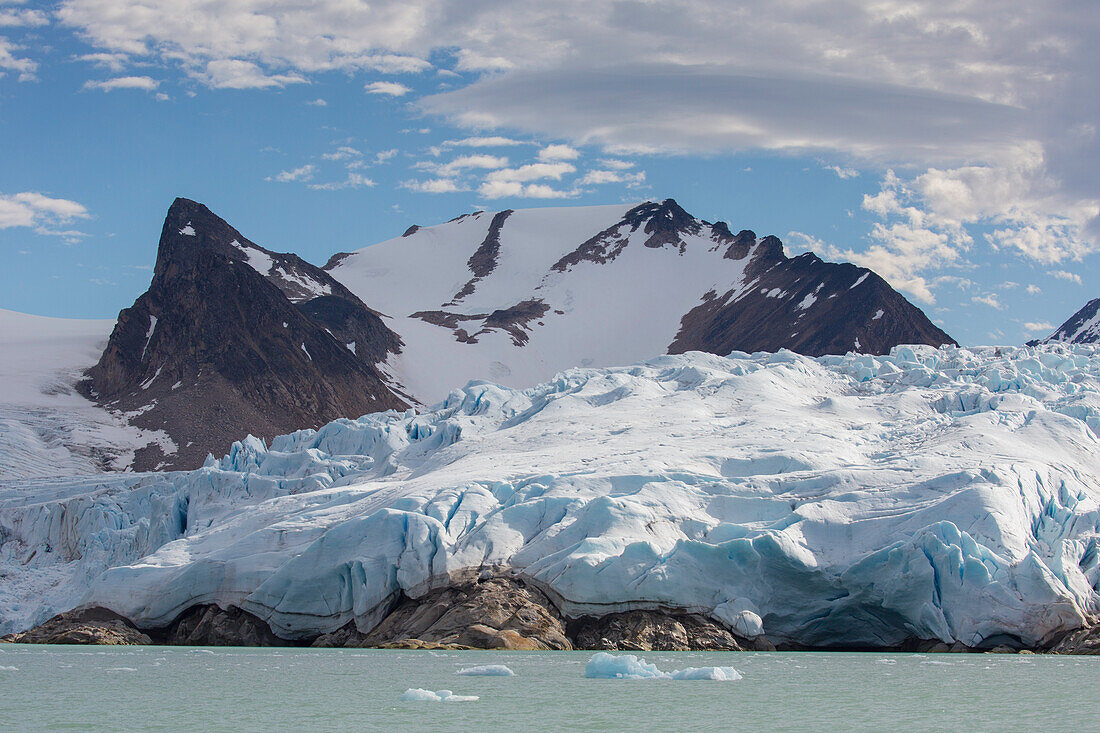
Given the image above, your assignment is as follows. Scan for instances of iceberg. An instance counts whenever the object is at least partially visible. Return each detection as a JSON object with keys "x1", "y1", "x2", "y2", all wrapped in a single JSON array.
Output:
[
  {"x1": 456, "y1": 665, "x2": 515, "y2": 676},
  {"x1": 2, "y1": 344, "x2": 1100, "y2": 649},
  {"x1": 584, "y1": 653, "x2": 741, "y2": 680},
  {"x1": 401, "y1": 688, "x2": 479, "y2": 702}
]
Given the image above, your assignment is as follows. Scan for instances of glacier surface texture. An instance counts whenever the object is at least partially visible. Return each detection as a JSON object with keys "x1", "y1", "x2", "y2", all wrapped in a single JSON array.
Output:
[{"x1": 2, "y1": 344, "x2": 1099, "y2": 648}]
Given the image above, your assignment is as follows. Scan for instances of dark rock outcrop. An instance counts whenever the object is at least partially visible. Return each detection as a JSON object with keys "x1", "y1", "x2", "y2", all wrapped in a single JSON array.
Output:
[
  {"x1": 86, "y1": 198, "x2": 408, "y2": 470},
  {"x1": 1031, "y1": 297, "x2": 1100, "y2": 345},
  {"x1": 668, "y1": 251, "x2": 956, "y2": 357},
  {"x1": 313, "y1": 574, "x2": 572, "y2": 650},
  {"x1": 1046, "y1": 626, "x2": 1100, "y2": 654},
  {"x1": 154, "y1": 604, "x2": 289, "y2": 647},
  {"x1": 569, "y1": 609, "x2": 766, "y2": 651},
  {"x1": 0, "y1": 608, "x2": 151, "y2": 645}
]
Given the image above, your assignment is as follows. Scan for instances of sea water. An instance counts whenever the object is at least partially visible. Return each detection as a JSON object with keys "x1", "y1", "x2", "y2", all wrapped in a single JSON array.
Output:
[{"x1": 0, "y1": 646, "x2": 1096, "y2": 731}]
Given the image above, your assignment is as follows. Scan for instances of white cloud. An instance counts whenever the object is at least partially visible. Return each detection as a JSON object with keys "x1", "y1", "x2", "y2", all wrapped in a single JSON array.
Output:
[
  {"x1": 306, "y1": 97, "x2": 327, "y2": 106},
  {"x1": 1047, "y1": 269, "x2": 1082, "y2": 284},
  {"x1": 478, "y1": 180, "x2": 576, "y2": 199},
  {"x1": 418, "y1": 154, "x2": 509, "y2": 177},
  {"x1": 202, "y1": 59, "x2": 305, "y2": 89},
  {"x1": 971, "y1": 294, "x2": 1004, "y2": 310},
  {"x1": 402, "y1": 178, "x2": 465, "y2": 194},
  {"x1": 598, "y1": 158, "x2": 635, "y2": 170},
  {"x1": 0, "y1": 8, "x2": 48, "y2": 27},
  {"x1": 365, "y1": 81, "x2": 411, "y2": 96},
  {"x1": 826, "y1": 165, "x2": 859, "y2": 179},
  {"x1": 436, "y1": 136, "x2": 527, "y2": 152},
  {"x1": 44, "y1": 0, "x2": 1100, "y2": 264},
  {"x1": 578, "y1": 169, "x2": 646, "y2": 186},
  {"x1": 82, "y1": 75, "x2": 159, "y2": 91},
  {"x1": 0, "y1": 37, "x2": 37, "y2": 80},
  {"x1": 0, "y1": 192, "x2": 91, "y2": 241},
  {"x1": 1026, "y1": 284, "x2": 1042, "y2": 295},
  {"x1": 322, "y1": 146, "x2": 362, "y2": 161},
  {"x1": 1023, "y1": 321, "x2": 1054, "y2": 333},
  {"x1": 374, "y1": 149, "x2": 399, "y2": 163},
  {"x1": 485, "y1": 162, "x2": 575, "y2": 183},
  {"x1": 267, "y1": 164, "x2": 316, "y2": 183},
  {"x1": 78, "y1": 52, "x2": 129, "y2": 73},
  {"x1": 537, "y1": 144, "x2": 579, "y2": 162},
  {"x1": 308, "y1": 173, "x2": 376, "y2": 190}
]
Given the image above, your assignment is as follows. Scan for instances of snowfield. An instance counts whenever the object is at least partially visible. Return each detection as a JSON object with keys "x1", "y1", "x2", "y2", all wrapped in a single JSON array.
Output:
[
  {"x1": 0, "y1": 309, "x2": 174, "y2": 480},
  {"x1": 1, "y1": 344, "x2": 1099, "y2": 648}
]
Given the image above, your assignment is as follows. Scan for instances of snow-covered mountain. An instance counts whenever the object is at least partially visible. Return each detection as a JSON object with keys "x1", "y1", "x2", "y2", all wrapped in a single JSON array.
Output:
[
  {"x1": 328, "y1": 198, "x2": 955, "y2": 402},
  {"x1": 3, "y1": 344, "x2": 1098, "y2": 649},
  {"x1": 2, "y1": 197, "x2": 954, "y2": 475},
  {"x1": 1037, "y1": 298, "x2": 1100, "y2": 345}
]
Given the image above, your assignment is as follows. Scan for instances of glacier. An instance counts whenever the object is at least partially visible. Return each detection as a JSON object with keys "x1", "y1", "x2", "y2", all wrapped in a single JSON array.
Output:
[{"x1": 2, "y1": 344, "x2": 1099, "y2": 648}]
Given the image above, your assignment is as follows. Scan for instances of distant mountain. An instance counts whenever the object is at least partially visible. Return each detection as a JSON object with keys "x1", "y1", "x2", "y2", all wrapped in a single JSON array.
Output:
[
  {"x1": 9, "y1": 196, "x2": 955, "y2": 474},
  {"x1": 1034, "y1": 298, "x2": 1100, "y2": 345},
  {"x1": 85, "y1": 198, "x2": 409, "y2": 470},
  {"x1": 327, "y1": 198, "x2": 955, "y2": 401}
]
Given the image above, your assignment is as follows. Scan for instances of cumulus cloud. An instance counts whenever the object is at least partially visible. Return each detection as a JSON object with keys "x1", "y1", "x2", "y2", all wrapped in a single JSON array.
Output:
[
  {"x1": 433, "y1": 136, "x2": 527, "y2": 154},
  {"x1": 971, "y1": 294, "x2": 1005, "y2": 310},
  {"x1": 485, "y1": 162, "x2": 575, "y2": 183},
  {"x1": 0, "y1": 36, "x2": 37, "y2": 80},
  {"x1": 826, "y1": 165, "x2": 859, "y2": 179},
  {"x1": 417, "y1": 154, "x2": 509, "y2": 177},
  {"x1": 1026, "y1": 284, "x2": 1042, "y2": 295},
  {"x1": 1047, "y1": 269, "x2": 1082, "y2": 284},
  {"x1": 308, "y1": 173, "x2": 376, "y2": 190},
  {"x1": 478, "y1": 181, "x2": 576, "y2": 199},
  {"x1": 202, "y1": 59, "x2": 305, "y2": 89},
  {"x1": 0, "y1": 7, "x2": 48, "y2": 27},
  {"x1": 1023, "y1": 321, "x2": 1054, "y2": 333},
  {"x1": 365, "y1": 81, "x2": 411, "y2": 96},
  {"x1": 578, "y1": 169, "x2": 646, "y2": 186},
  {"x1": 537, "y1": 144, "x2": 579, "y2": 161},
  {"x1": 0, "y1": 191, "x2": 91, "y2": 241},
  {"x1": 402, "y1": 178, "x2": 465, "y2": 194},
  {"x1": 82, "y1": 75, "x2": 159, "y2": 91},
  {"x1": 46, "y1": 0, "x2": 1100, "y2": 270},
  {"x1": 306, "y1": 97, "x2": 327, "y2": 106},
  {"x1": 267, "y1": 164, "x2": 316, "y2": 183},
  {"x1": 322, "y1": 146, "x2": 362, "y2": 162}
]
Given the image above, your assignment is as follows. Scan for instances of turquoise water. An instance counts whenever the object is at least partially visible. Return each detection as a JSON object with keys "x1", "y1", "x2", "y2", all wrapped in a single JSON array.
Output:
[{"x1": 1, "y1": 646, "x2": 1096, "y2": 731}]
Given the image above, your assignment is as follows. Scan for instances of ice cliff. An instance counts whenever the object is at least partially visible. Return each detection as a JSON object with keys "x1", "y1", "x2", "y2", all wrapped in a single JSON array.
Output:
[{"x1": 2, "y1": 344, "x2": 1099, "y2": 648}]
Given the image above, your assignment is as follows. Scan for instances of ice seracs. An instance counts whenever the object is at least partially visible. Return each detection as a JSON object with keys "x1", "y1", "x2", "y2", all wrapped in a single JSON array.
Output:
[{"x1": 2, "y1": 343, "x2": 1098, "y2": 649}]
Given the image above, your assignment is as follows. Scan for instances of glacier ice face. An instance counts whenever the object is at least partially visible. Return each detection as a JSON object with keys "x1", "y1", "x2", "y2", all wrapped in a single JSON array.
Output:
[
  {"x1": 584, "y1": 653, "x2": 742, "y2": 680},
  {"x1": 2, "y1": 344, "x2": 1100, "y2": 647}
]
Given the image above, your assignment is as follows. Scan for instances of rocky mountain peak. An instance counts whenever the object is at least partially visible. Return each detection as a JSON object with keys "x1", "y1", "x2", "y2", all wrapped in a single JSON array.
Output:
[{"x1": 86, "y1": 198, "x2": 407, "y2": 471}]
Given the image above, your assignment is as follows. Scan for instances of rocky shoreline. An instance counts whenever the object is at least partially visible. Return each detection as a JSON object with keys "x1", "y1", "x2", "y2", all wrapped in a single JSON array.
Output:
[{"x1": 3, "y1": 575, "x2": 1097, "y2": 654}]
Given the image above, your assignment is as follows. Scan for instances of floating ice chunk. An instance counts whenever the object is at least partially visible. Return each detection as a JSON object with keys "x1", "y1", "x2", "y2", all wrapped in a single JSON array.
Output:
[
  {"x1": 0, "y1": 665, "x2": 18, "y2": 671},
  {"x1": 401, "y1": 688, "x2": 479, "y2": 702},
  {"x1": 584, "y1": 653, "x2": 741, "y2": 681},
  {"x1": 585, "y1": 653, "x2": 667, "y2": 679},
  {"x1": 668, "y1": 666, "x2": 742, "y2": 681},
  {"x1": 456, "y1": 664, "x2": 515, "y2": 677}
]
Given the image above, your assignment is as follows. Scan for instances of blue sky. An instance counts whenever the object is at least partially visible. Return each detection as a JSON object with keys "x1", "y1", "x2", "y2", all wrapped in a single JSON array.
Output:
[{"x1": 1, "y1": 1, "x2": 1097, "y2": 345}]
